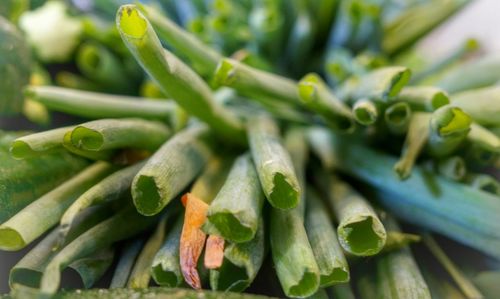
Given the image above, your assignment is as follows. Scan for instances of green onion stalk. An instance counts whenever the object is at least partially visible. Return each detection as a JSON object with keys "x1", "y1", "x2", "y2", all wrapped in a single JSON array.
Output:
[
  {"x1": 435, "y1": 156, "x2": 467, "y2": 182},
  {"x1": 10, "y1": 126, "x2": 73, "y2": 159},
  {"x1": 396, "y1": 86, "x2": 450, "y2": 112},
  {"x1": 466, "y1": 174, "x2": 500, "y2": 196},
  {"x1": 451, "y1": 86, "x2": 500, "y2": 127},
  {"x1": 384, "y1": 102, "x2": 412, "y2": 135},
  {"x1": 110, "y1": 238, "x2": 145, "y2": 288},
  {"x1": 352, "y1": 99, "x2": 379, "y2": 126}
]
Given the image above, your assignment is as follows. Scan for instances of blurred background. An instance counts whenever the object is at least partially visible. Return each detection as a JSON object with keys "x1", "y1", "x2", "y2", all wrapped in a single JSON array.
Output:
[{"x1": 1, "y1": 0, "x2": 500, "y2": 294}]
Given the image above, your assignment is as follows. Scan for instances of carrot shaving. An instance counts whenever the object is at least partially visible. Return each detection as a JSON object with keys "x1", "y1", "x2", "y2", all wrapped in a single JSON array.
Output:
[{"x1": 204, "y1": 234, "x2": 225, "y2": 269}]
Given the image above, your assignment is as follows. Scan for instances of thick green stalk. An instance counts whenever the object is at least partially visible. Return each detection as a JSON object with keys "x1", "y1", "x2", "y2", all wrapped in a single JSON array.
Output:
[
  {"x1": 384, "y1": 102, "x2": 412, "y2": 135},
  {"x1": 9, "y1": 126, "x2": 72, "y2": 159},
  {"x1": 116, "y1": 5, "x2": 245, "y2": 145},
  {"x1": 394, "y1": 112, "x2": 430, "y2": 180},
  {"x1": 138, "y1": 4, "x2": 222, "y2": 75},
  {"x1": 209, "y1": 218, "x2": 266, "y2": 292},
  {"x1": 110, "y1": 238, "x2": 145, "y2": 288},
  {"x1": 375, "y1": 215, "x2": 431, "y2": 299},
  {"x1": 0, "y1": 148, "x2": 89, "y2": 224},
  {"x1": 305, "y1": 190, "x2": 349, "y2": 287},
  {"x1": 467, "y1": 123, "x2": 500, "y2": 155},
  {"x1": 66, "y1": 248, "x2": 115, "y2": 289},
  {"x1": 25, "y1": 86, "x2": 178, "y2": 122},
  {"x1": 397, "y1": 86, "x2": 450, "y2": 111},
  {"x1": 427, "y1": 106, "x2": 472, "y2": 157},
  {"x1": 248, "y1": 114, "x2": 301, "y2": 210},
  {"x1": 338, "y1": 66, "x2": 411, "y2": 102},
  {"x1": 451, "y1": 86, "x2": 500, "y2": 127},
  {"x1": 38, "y1": 207, "x2": 159, "y2": 297},
  {"x1": 382, "y1": 0, "x2": 470, "y2": 56},
  {"x1": 213, "y1": 58, "x2": 299, "y2": 105},
  {"x1": 436, "y1": 156, "x2": 467, "y2": 182},
  {"x1": 322, "y1": 175, "x2": 386, "y2": 256},
  {"x1": 0, "y1": 161, "x2": 114, "y2": 251},
  {"x1": 437, "y1": 54, "x2": 500, "y2": 93},
  {"x1": 423, "y1": 234, "x2": 483, "y2": 299},
  {"x1": 132, "y1": 125, "x2": 212, "y2": 215},
  {"x1": 352, "y1": 99, "x2": 379, "y2": 126},
  {"x1": 270, "y1": 127, "x2": 319, "y2": 298},
  {"x1": 68, "y1": 118, "x2": 171, "y2": 151},
  {"x1": 298, "y1": 73, "x2": 356, "y2": 132},
  {"x1": 60, "y1": 161, "x2": 146, "y2": 240},
  {"x1": 62, "y1": 131, "x2": 115, "y2": 161},
  {"x1": 9, "y1": 206, "x2": 111, "y2": 290},
  {"x1": 307, "y1": 127, "x2": 500, "y2": 259},
  {"x1": 206, "y1": 154, "x2": 264, "y2": 243},
  {"x1": 152, "y1": 216, "x2": 183, "y2": 287},
  {"x1": 466, "y1": 174, "x2": 500, "y2": 196},
  {"x1": 128, "y1": 217, "x2": 168, "y2": 288}
]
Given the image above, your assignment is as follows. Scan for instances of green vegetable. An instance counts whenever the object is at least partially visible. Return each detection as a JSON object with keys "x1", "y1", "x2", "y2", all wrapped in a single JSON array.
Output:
[
  {"x1": 305, "y1": 190, "x2": 349, "y2": 287},
  {"x1": 338, "y1": 66, "x2": 411, "y2": 102},
  {"x1": 321, "y1": 175, "x2": 386, "y2": 256},
  {"x1": 298, "y1": 73, "x2": 356, "y2": 132},
  {"x1": 62, "y1": 131, "x2": 115, "y2": 161},
  {"x1": 384, "y1": 102, "x2": 412, "y2": 135},
  {"x1": 394, "y1": 112, "x2": 430, "y2": 179},
  {"x1": 248, "y1": 114, "x2": 301, "y2": 210},
  {"x1": 452, "y1": 86, "x2": 500, "y2": 127},
  {"x1": 151, "y1": 216, "x2": 183, "y2": 287},
  {"x1": 466, "y1": 174, "x2": 500, "y2": 196},
  {"x1": 397, "y1": 86, "x2": 450, "y2": 111},
  {"x1": 436, "y1": 156, "x2": 467, "y2": 181},
  {"x1": 206, "y1": 154, "x2": 264, "y2": 243},
  {"x1": 467, "y1": 123, "x2": 500, "y2": 155},
  {"x1": 375, "y1": 215, "x2": 431, "y2": 299},
  {"x1": 25, "y1": 86, "x2": 179, "y2": 122},
  {"x1": 60, "y1": 162, "x2": 146, "y2": 241},
  {"x1": 352, "y1": 99, "x2": 379, "y2": 126},
  {"x1": 329, "y1": 284, "x2": 356, "y2": 299},
  {"x1": 427, "y1": 106, "x2": 472, "y2": 157},
  {"x1": 0, "y1": 162, "x2": 114, "y2": 251},
  {"x1": 131, "y1": 125, "x2": 212, "y2": 216},
  {"x1": 110, "y1": 238, "x2": 145, "y2": 288},
  {"x1": 116, "y1": 5, "x2": 245, "y2": 145},
  {"x1": 128, "y1": 217, "x2": 168, "y2": 288},
  {"x1": 423, "y1": 234, "x2": 483, "y2": 299},
  {"x1": 68, "y1": 118, "x2": 171, "y2": 152},
  {"x1": 9, "y1": 126, "x2": 71, "y2": 160},
  {"x1": 382, "y1": 231, "x2": 421, "y2": 253},
  {"x1": 209, "y1": 218, "x2": 266, "y2": 292}
]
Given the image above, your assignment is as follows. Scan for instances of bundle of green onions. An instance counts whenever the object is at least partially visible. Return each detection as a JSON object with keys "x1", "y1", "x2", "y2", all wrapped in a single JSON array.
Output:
[{"x1": 1, "y1": 0, "x2": 499, "y2": 298}]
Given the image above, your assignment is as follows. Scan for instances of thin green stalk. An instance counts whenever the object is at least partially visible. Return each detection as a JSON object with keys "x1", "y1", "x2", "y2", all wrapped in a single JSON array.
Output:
[
  {"x1": 116, "y1": 5, "x2": 245, "y2": 144},
  {"x1": 305, "y1": 190, "x2": 349, "y2": 287},
  {"x1": 338, "y1": 66, "x2": 411, "y2": 102},
  {"x1": 394, "y1": 112, "x2": 431, "y2": 180},
  {"x1": 467, "y1": 123, "x2": 500, "y2": 154},
  {"x1": 49, "y1": 287, "x2": 278, "y2": 299},
  {"x1": 451, "y1": 86, "x2": 500, "y2": 127},
  {"x1": 321, "y1": 175, "x2": 386, "y2": 256},
  {"x1": 62, "y1": 130, "x2": 115, "y2": 161},
  {"x1": 307, "y1": 127, "x2": 500, "y2": 259},
  {"x1": 382, "y1": 231, "x2": 421, "y2": 253},
  {"x1": 68, "y1": 118, "x2": 171, "y2": 152},
  {"x1": 60, "y1": 161, "x2": 146, "y2": 240},
  {"x1": 466, "y1": 174, "x2": 500, "y2": 196},
  {"x1": 397, "y1": 86, "x2": 450, "y2": 111},
  {"x1": 152, "y1": 216, "x2": 183, "y2": 287},
  {"x1": 206, "y1": 154, "x2": 264, "y2": 243},
  {"x1": 270, "y1": 127, "x2": 320, "y2": 298},
  {"x1": 55, "y1": 72, "x2": 103, "y2": 92},
  {"x1": 375, "y1": 215, "x2": 431, "y2": 299},
  {"x1": 132, "y1": 125, "x2": 212, "y2": 216},
  {"x1": 0, "y1": 148, "x2": 88, "y2": 224},
  {"x1": 352, "y1": 99, "x2": 379, "y2": 126},
  {"x1": 37, "y1": 207, "x2": 160, "y2": 297},
  {"x1": 423, "y1": 234, "x2": 483, "y2": 299},
  {"x1": 25, "y1": 85, "x2": 179, "y2": 122},
  {"x1": 384, "y1": 102, "x2": 412, "y2": 135},
  {"x1": 110, "y1": 238, "x2": 145, "y2": 288},
  {"x1": 437, "y1": 54, "x2": 500, "y2": 93},
  {"x1": 213, "y1": 58, "x2": 299, "y2": 105},
  {"x1": 411, "y1": 38, "x2": 479, "y2": 84},
  {"x1": 298, "y1": 73, "x2": 356, "y2": 132},
  {"x1": 248, "y1": 114, "x2": 301, "y2": 210},
  {"x1": 0, "y1": 161, "x2": 114, "y2": 251},
  {"x1": 9, "y1": 126, "x2": 72, "y2": 159},
  {"x1": 128, "y1": 217, "x2": 169, "y2": 288},
  {"x1": 69, "y1": 248, "x2": 115, "y2": 289},
  {"x1": 427, "y1": 105, "x2": 472, "y2": 157},
  {"x1": 436, "y1": 156, "x2": 467, "y2": 181},
  {"x1": 209, "y1": 218, "x2": 266, "y2": 292},
  {"x1": 9, "y1": 206, "x2": 111, "y2": 290},
  {"x1": 76, "y1": 42, "x2": 130, "y2": 93},
  {"x1": 422, "y1": 267, "x2": 466, "y2": 299},
  {"x1": 382, "y1": 0, "x2": 470, "y2": 56},
  {"x1": 138, "y1": 4, "x2": 222, "y2": 75}
]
